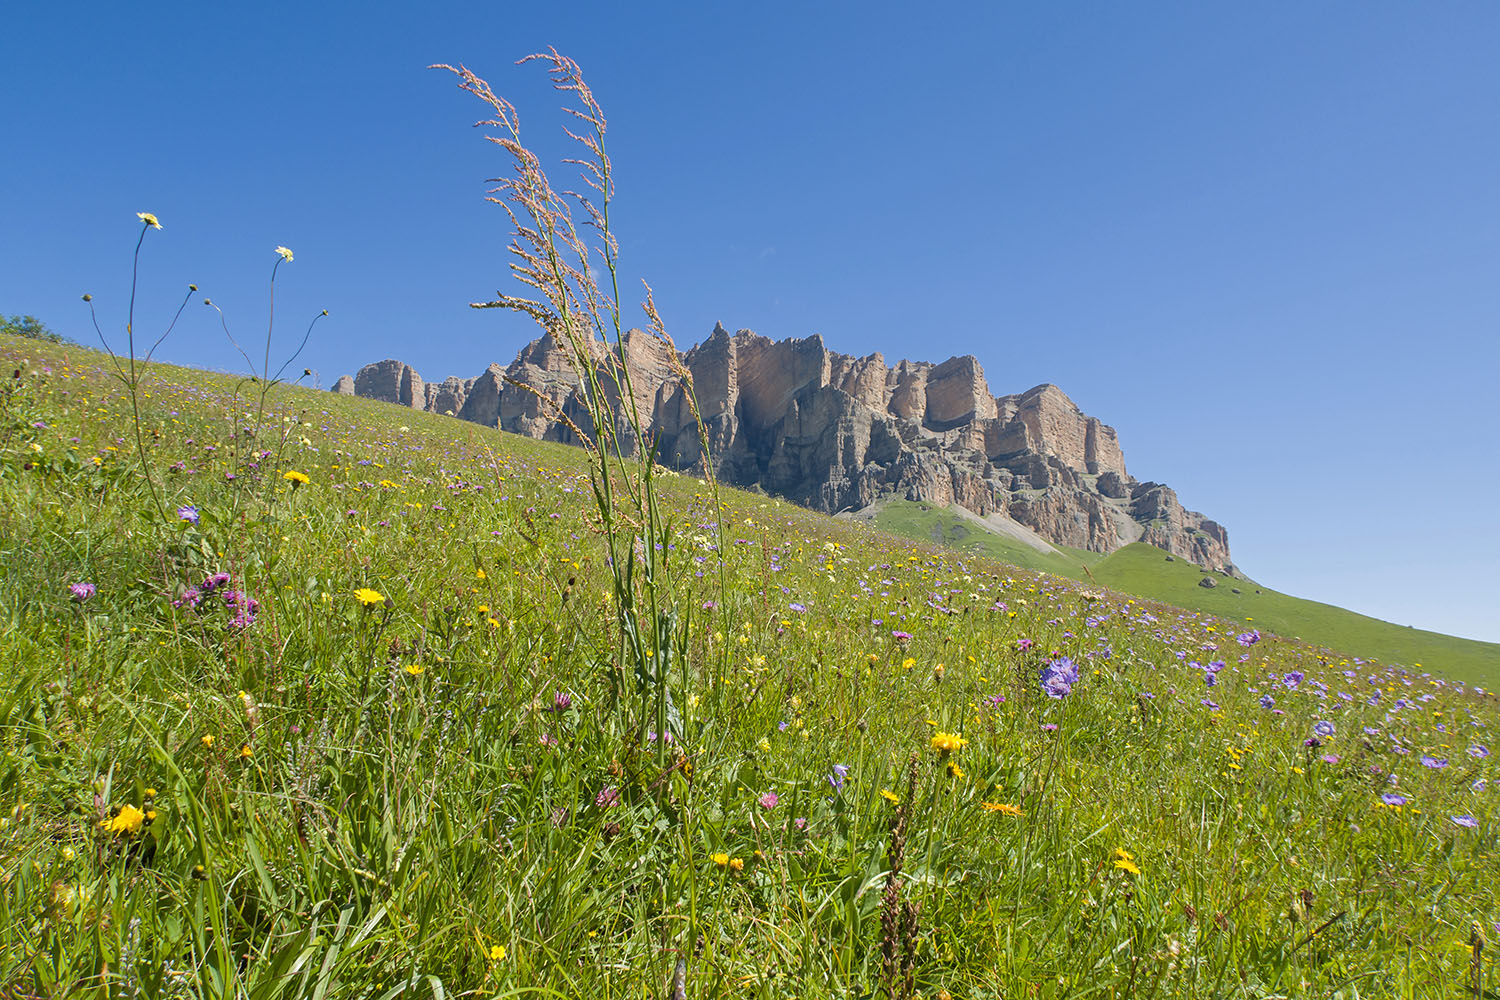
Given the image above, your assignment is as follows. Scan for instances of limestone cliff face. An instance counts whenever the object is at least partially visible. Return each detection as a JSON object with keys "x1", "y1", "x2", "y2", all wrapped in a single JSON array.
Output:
[{"x1": 337, "y1": 325, "x2": 1235, "y2": 571}]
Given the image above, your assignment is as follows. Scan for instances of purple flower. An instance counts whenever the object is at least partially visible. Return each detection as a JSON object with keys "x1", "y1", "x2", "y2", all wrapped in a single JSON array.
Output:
[
  {"x1": 1282, "y1": 671, "x2": 1304, "y2": 690},
  {"x1": 1314, "y1": 720, "x2": 1335, "y2": 739},
  {"x1": 1041, "y1": 723, "x2": 1059, "y2": 732},
  {"x1": 758, "y1": 791, "x2": 779, "y2": 810},
  {"x1": 1320, "y1": 754, "x2": 1340, "y2": 764},
  {"x1": 172, "y1": 587, "x2": 204, "y2": 610},
  {"x1": 176, "y1": 505, "x2": 200, "y2": 525},
  {"x1": 788, "y1": 602, "x2": 806, "y2": 614},
  {"x1": 201, "y1": 572, "x2": 232, "y2": 594},
  {"x1": 827, "y1": 764, "x2": 850, "y2": 790},
  {"x1": 891, "y1": 630, "x2": 913, "y2": 643},
  {"x1": 1040, "y1": 656, "x2": 1079, "y2": 699},
  {"x1": 1015, "y1": 637, "x2": 1034, "y2": 651},
  {"x1": 68, "y1": 582, "x2": 96, "y2": 602},
  {"x1": 1469, "y1": 745, "x2": 1490, "y2": 759},
  {"x1": 1451, "y1": 815, "x2": 1478, "y2": 828},
  {"x1": 1420, "y1": 756, "x2": 1449, "y2": 769},
  {"x1": 594, "y1": 786, "x2": 620, "y2": 809},
  {"x1": 1236, "y1": 630, "x2": 1261, "y2": 647},
  {"x1": 543, "y1": 690, "x2": 572, "y2": 712},
  {"x1": 1202, "y1": 698, "x2": 1221, "y2": 711},
  {"x1": 1304, "y1": 737, "x2": 1322, "y2": 748},
  {"x1": 1381, "y1": 793, "x2": 1407, "y2": 807},
  {"x1": 1259, "y1": 694, "x2": 1275, "y2": 710}
]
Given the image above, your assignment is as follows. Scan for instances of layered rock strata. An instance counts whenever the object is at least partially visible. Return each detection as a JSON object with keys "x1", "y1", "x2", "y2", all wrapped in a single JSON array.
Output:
[{"x1": 337, "y1": 325, "x2": 1234, "y2": 571}]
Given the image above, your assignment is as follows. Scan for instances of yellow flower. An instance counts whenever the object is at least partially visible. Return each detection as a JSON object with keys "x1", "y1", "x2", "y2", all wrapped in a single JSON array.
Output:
[
  {"x1": 711, "y1": 852, "x2": 730, "y2": 867},
  {"x1": 354, "y1": 587, "x2": 385, "y2": 606},
  {"x1": 981, "y1": 802, "x2": 1025, "y2": 816},
  {"x1": 476, "y1": 568, "x2": 486, "y2": 579},
  {"x1": 137, "y1": 212, "x2": 162, "y2": 230},
  {"x1": 729, "y1": 857, "x2": 744, "y2": 871},
  {"x1": 239, "y1": 744, "x2": 253, "y2": 759},
  {"x1": 274, "y1": 245, "x2": 294, "y2": 262},
  {"x1": 879, "y1": 788, "x2": 900, "y2": 804},
  {"x1": 489, "y1": 944, "x2": 506, "y2": 962},
  {"x1": 945, "y1": 761, "x2": 964, "y2": 779},
  {"x1": 404, "y1": 663, "x2": 424, "y2": 676},
  {"x1": 200, "y1": 734, "x2": 215, "y2": 747},
  {"x1": 931, "y1": 731, "x2": 968, "y2": 754},
  {"x1": 282, "y1": 470, "x2": 309, "y2": 485},
  {"x1": 1112, "y1": 848, "x2": 1140, "y2": 875},
  {"x1": 104, "y1": 803, "x2": 146, "y2": 836}
]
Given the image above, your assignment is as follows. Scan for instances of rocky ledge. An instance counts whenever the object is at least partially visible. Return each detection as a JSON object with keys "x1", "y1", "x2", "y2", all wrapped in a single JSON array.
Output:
[{"x1": 335, "y1": 324, "x2": 1235, "y2": 572}]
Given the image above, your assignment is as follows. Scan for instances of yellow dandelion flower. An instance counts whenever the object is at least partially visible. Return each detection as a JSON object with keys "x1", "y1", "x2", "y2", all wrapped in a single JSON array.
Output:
[
  {"x1": 981, "y1": 802, "x2": 1025, "y2": 816},
  {"x1": 711, "y1": 852, "x2": 730, "y2": 867},
  {"x1": 274, "y1": 245, "x2": 294, "y2": 262},
  {"x1": 879, "y1": 788, "x2": 900, "y2": 804},
  {"x1": 404, "y1": 663, "x2": 424, "y2": 676},
  {"x1": 729, "y1": 857, "x2": 744, "y2": 871},
  {"x1": 104, "y1": 803, "x2": 146, "y2": 836},
  {"x1": 282, "y1": 470, "x2": 309, "y2": 485},
  {"x1": 945, "y1": 761, "x2": 964, "y2": 779},
  {"x1": 137, "y1": 212, "x2": 162, "y2": 230},
  {"x1": 931, "y1": 731, "x2": 968, "y2": 754},
  {"x1": 1112, "y1": 848, "x2": 1140, "y2": 875},
  {"x1": 354, "y1": 587, "x2": 385, "y2": 606}
]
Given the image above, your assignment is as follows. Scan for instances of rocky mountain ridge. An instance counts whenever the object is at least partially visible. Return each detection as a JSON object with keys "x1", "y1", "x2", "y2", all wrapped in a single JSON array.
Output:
[{"x1": 334, "y1": 324, "x2": 1235, "y2": 572}]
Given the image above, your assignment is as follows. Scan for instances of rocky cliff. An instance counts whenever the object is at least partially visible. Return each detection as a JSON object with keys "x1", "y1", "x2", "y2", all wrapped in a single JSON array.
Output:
[{"x1": 336, "y1": 325, "x2": 1235, "y2": 571}]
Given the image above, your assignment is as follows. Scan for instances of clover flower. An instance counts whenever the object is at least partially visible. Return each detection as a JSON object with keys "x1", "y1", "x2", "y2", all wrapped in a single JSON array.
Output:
[{"x1": 68, "y1": 582, "x2": 96, "y2": 603}]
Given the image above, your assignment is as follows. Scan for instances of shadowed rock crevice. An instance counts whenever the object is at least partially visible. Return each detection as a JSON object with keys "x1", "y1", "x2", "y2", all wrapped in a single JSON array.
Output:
[{"x1": 337, "y1": 324, "x2": 1235, "y2": 572}]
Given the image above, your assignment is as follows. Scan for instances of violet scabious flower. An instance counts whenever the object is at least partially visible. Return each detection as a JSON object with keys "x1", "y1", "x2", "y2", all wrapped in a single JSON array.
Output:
[
  {"x1": 1040, "y1": 656, "x2": 1079, "y2": 699},
  {"x1": 891, "y1": 630, "x2": 913, "y2": 643},
  {"x1": 1381, "y1": 793, "x2": 1407, "y2": 807},
  {"x1": 176, "y1": 505, "x2": 200, "y2": 525},
  {"x1": 1451, "y1": 815, "x2": 1478, "y2": 828},
  {"x1": 1282, "y1": 671, "x2": 1304, "y2": 690},
  {"x1": 1314, "y1": 720, "x2": 1335, "y2": 739},
  {"x1": 1202, "y1": 698, "x2": 1221, "y2": 711},
  {"x1": 68, "y1": 582, "x2": 96, "y2": 602},
  {"x1": 1469, "y1": 745, "x2": 1490, "y2": 759},
  {"x1": 1236, "y1": 630, "x2": 1261, "y2": 647},
  {"x1": 789, "y1": 602, "x2": 806, "y2": 613},
  {"x1": 1421, "y1": 756, "x2": 1448, "y2": 769},
  {"x1": 1259, "y1": 694, "x2": 1275, "y2": 710}
]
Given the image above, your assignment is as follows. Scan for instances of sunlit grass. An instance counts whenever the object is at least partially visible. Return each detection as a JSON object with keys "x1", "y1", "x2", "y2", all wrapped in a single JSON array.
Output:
[{"x1": 0, "y1": 331, "x2": 1495, "y2": 998}]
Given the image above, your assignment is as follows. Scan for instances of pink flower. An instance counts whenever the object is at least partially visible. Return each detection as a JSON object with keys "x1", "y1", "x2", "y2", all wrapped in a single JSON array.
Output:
[{"x1": 758, "y1": 791, "x2": 779, "y2": 810}]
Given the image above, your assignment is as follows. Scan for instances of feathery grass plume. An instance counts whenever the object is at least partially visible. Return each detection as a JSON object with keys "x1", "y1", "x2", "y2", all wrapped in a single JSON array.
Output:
[
  {"x1": 881, "y1": 753, "x2": 921, "y2": 1000},
  {"x1": 434, "y1": 51, "x2": 723, "y2": 761}
]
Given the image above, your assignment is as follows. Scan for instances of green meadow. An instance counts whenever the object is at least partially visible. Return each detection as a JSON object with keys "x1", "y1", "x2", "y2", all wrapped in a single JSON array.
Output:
[
  {"x1": 869, "y1": 499, "x2": 1500, "y2": 688},
  {"x1": 0, "y1": 331, "x2": 1496, "y2": 998}
]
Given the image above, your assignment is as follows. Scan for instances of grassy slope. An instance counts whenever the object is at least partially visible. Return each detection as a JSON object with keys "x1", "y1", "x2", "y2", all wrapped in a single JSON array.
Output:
[
  {"x1": 2, "y1": 334, "x2": 1497, "y2": 998},
  {"x1": 872, "y1": 499, "x2": 1500, "y2": 686}
]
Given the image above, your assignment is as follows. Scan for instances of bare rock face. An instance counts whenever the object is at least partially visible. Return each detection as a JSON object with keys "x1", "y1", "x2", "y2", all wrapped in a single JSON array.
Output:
[
  {"x1": 334, "y1": 325, "x2": 1236, "y2": 572},
  {"x1": 352, "y1": 359, "x2": 424, "y2": 409},
  {"x1": 332, "y1": 374, "x2": 355, "y2": 395}
]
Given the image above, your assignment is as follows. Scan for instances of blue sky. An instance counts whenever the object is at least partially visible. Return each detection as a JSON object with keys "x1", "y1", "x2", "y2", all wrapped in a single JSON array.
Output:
[{"x1": 4, "y1": 2, "x2": 1498, "y2": 643}]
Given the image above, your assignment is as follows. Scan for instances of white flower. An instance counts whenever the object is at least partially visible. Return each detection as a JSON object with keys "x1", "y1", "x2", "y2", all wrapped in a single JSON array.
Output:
[
  {"x1": 274, "y1": 246, "x2": 294, "y2": 262},
  {"x1": 137, "y1": 212, "x2": 162, "y2": 230}
]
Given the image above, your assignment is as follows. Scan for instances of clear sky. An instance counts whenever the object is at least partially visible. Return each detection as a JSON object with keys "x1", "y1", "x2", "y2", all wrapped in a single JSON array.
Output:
[{"x1": 4, "y1": 2, "x2": 1498, "y2": 642}]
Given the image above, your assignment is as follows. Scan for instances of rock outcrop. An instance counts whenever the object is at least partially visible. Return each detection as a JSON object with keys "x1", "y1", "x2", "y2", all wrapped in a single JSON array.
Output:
[{"x1": 337, "y1": 325, "x2": 1236, "y2": 571}]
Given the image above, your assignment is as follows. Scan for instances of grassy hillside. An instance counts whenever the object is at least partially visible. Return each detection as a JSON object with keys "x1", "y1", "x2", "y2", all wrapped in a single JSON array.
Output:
[
  {"x1": 871, "y1": 499, "x2": 1500, "y2": 687},
  {"x1": 1, "y1": 333, "x2": 1496, "y2": 998}
]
